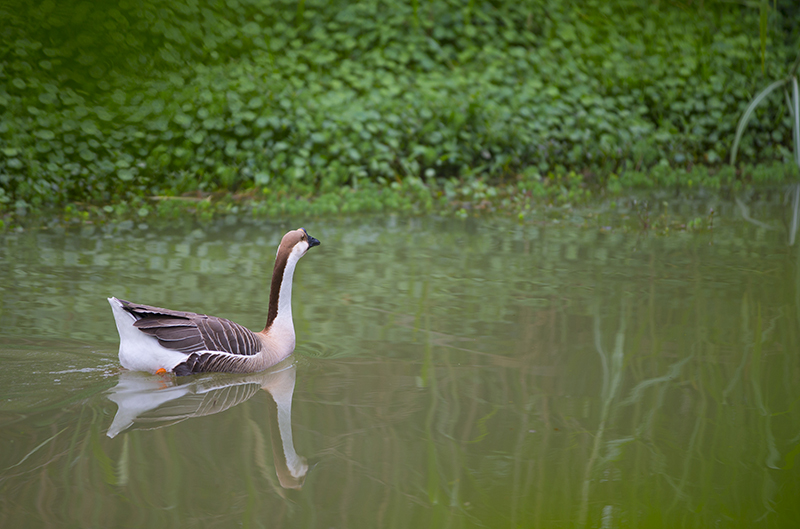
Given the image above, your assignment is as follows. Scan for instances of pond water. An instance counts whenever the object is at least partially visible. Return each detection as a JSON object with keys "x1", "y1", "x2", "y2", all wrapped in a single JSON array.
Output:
[{"x1": 1, "y1": 191, "x2": 799, "y2": 528}]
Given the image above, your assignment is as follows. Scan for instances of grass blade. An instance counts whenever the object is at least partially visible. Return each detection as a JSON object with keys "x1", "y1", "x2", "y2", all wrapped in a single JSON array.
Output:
[
  {"x1": 4, "y1": 427, "x2": 67, "y2": 471},
  {"x1": 792, "y1": 76, "x2": 800, "y2": 168},
  {"x1": 759, "y1": 0, "x2": 768, "y2": 73},
  {"x1": 730, "y1": 79, "x2": 788, "y2": 165}
]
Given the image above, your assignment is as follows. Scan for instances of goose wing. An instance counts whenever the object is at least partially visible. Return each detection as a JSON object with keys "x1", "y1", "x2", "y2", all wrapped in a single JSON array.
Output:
[{"x1": 119, "y1": 299, "x2": 262, "y2": 357}]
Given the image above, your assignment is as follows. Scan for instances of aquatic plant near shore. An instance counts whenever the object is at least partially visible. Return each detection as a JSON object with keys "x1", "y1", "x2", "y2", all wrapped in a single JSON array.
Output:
[{"x1": 731, "y1": 53, "x2": 800, "y2": 170}]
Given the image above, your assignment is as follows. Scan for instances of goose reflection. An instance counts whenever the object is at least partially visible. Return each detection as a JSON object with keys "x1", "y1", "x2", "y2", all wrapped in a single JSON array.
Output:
[{"x1": 106, "y1": 359, "x2": 307, "y2": 489}]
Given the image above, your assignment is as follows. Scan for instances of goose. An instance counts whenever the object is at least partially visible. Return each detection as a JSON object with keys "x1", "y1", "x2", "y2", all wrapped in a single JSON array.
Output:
[{"x1": 108, "y1": 228, "x2": 319, "y2": 376}]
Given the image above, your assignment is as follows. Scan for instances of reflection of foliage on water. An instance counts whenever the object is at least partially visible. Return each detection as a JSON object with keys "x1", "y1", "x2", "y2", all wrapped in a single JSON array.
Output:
[
  {"x1": 353, "y1": 289, "x2": 800, "y2": 527},
  {"x1": 289, "y1": 213, "x2": 799, "y2": 526},
  {"x1": 1, "y1": 207, "x2": 800, "y2": 526}
]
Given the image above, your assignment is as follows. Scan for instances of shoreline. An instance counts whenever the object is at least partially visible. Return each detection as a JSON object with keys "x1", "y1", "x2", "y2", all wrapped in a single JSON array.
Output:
[{"x1": 4, "y1": 162, "x2": 798, "y2": 234}]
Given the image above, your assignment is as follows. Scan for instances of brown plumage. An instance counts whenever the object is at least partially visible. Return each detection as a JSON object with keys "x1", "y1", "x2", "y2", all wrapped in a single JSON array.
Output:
[{"x1": 122, "y1": 300, "x2": 263, "y2": 355}]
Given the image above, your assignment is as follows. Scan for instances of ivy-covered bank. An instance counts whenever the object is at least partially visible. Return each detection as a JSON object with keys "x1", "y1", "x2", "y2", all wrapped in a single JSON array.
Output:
[{"x1": 1, "y1": 0, "x2": 799, "y2": 221}]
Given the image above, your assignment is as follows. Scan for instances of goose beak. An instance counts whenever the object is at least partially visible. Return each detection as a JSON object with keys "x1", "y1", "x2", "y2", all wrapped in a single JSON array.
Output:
[{"x1": 301, "y1": 228, "x2": 320, "y2": 248}]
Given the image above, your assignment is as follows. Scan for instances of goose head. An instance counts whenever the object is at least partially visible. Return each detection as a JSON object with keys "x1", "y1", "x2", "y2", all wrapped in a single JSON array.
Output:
[{"x1": 277, "y1": 227, "x2": 320, "y2": 260}]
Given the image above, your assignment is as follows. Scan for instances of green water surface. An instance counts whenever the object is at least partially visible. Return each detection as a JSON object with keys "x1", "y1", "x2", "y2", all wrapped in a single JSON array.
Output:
[{"x1": 1, "y1": 193, "x2": 799, "y2": 528}]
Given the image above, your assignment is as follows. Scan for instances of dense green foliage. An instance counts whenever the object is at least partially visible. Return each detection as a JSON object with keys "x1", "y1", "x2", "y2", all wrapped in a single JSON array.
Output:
[{"x1": 1, "y1": 0, "x2": 799, "y2": 214}]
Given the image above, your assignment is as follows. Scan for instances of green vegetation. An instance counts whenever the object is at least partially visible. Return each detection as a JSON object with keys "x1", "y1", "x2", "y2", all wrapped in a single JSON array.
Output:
[{"x1": 1, "y1": 0, "x2": 799, "y2": 224}]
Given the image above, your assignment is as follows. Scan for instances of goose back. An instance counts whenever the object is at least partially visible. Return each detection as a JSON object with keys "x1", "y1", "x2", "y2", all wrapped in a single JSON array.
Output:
[{"x1": 119, "y1": 299, "x2": 263, "y2": 357}]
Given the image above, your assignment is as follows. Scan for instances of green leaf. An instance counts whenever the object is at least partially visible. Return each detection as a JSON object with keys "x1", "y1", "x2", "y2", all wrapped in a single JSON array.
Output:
[
  {"x1": 95, "y1": 108, "x2": 114, "y2": 121},
  {"x1": 80, "y1": 149, "x2": 97, "y2": 162},
  {"x1": 117, "y1": 169, "x2": 134, "y2": 181},
  {"x1": 81, "y1": 120, "x2": 99, "y2": 135},
  {"x1": 242, "y1": 21, "x2": 261, "y2": 37},
  {"x1": 174, "y1": 114, "x2": 192, "y2": 127},
  {"x1": 38, "y1": 92, "x2": 58, "y2": 105}
]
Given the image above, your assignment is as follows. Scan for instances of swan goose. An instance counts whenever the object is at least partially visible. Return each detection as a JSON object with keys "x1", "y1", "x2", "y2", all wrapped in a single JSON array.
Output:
[{"x1": 108, "y1": 227, "x2": 319, "y2": 376}]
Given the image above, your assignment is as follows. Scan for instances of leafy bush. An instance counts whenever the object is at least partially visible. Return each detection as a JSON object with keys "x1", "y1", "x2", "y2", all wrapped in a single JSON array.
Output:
[{"x1": 0, "y1": 0, "x2": 797, "y2": 211}]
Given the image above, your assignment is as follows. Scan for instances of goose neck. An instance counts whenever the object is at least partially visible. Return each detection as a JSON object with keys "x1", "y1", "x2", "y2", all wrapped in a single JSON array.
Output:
[{"x1": 265, "y1": 245, "x2": 302, "y2": 333}]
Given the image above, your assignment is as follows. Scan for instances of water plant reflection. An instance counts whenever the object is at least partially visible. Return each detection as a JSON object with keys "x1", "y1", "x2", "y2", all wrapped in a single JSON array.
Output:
[{"x1": 107, "y1": 360, "x2": 307, "y2": 489}]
